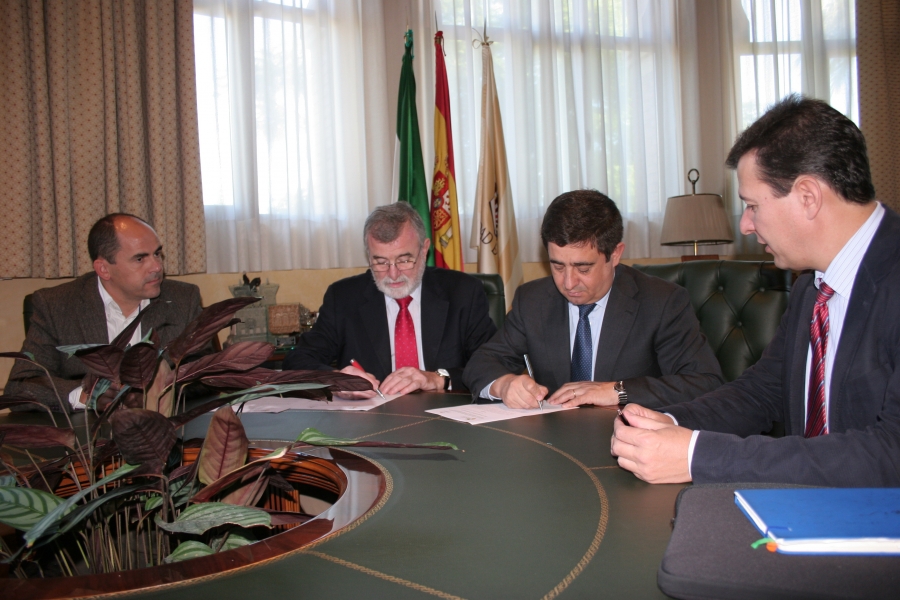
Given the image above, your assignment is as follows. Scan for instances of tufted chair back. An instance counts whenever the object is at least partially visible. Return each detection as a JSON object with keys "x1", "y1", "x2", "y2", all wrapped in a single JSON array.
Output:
[
  {"x1": 469, "y1": 273, "x2": 506, "y2": 330},
  {"x1": 632, "y1": 261, "x2": 791, "y2": 382}
]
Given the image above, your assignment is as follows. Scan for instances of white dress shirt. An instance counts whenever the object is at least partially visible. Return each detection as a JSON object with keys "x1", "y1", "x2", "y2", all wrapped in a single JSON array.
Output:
[
  {"x1": 68, "y1": 279, "x2": 150, "y2": 409},
  {"x1": 383, "y1": 285, "x2": 426, "y2": 371},
  {"x1": 684, "y1": 202, "x2": 885, "y2": 475}
]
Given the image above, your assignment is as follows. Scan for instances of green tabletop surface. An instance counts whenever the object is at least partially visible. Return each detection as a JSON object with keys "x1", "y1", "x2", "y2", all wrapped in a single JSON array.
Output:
[{"x1": 2, "y1": 393, "x2": 685, "y2": 599}]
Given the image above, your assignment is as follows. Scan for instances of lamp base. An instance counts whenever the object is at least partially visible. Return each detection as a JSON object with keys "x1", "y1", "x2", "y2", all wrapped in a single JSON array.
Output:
[{"x1": 681, "y1": 254, "x2": 719, "y2": 262}]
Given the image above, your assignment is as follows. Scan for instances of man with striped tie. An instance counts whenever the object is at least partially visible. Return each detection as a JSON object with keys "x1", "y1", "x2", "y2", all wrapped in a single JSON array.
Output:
[
  {"x1": 462, "y1": 190, "x2": 724, "y2": 409},
  {"x1": 613, "y1": 94, "x2": 900, "y2": 487}
]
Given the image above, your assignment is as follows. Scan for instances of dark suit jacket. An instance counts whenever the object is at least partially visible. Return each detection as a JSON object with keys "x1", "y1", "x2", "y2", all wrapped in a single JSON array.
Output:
[
  {"x1": 462, "y1": 265, "x2": 724, "y2": 407},
  {"x1": 4, "y1": 273, "x2": 203, "y2": 412},
  {"x1": 282, "y1": 268, "x2": 497, "y2": 391},
  {"x1": 666, "y1": 206, "x2": 900, "y2": 487}
]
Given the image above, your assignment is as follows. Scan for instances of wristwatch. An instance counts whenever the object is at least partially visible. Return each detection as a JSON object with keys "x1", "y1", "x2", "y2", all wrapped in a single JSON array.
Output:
[
  {"x1": 614, "y1": 380, "x2": 628, "y2": 405},
  {"x1": 437, "y1": 369, "x2": 451, "y2": 391}
]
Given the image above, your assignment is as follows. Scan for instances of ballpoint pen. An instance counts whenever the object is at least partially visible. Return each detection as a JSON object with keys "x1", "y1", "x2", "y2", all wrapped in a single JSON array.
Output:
[
  {"x1": 523, "y1": 353, "x2": 542, "y2": 411},
  {"x1": 350, "y1": 358, "x2": 387, "y2": 401}
]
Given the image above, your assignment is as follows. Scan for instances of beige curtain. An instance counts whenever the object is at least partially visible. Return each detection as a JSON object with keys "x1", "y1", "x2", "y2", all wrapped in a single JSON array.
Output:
[
  {"x1": 0, "y1": 0, "x2": 205, "y2": 278},
  {"x1": 857, "y1": 1, "x2": 900, "y2": 214}
]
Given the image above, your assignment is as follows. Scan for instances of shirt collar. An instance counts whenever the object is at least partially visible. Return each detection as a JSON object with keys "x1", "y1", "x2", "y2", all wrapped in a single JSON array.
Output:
[
  {"x1": 816, "y1": 202, "x2": 885, "y2": 297},
  {"x1": 97, "y1": 277, "x2": 150, "y2": 318}
]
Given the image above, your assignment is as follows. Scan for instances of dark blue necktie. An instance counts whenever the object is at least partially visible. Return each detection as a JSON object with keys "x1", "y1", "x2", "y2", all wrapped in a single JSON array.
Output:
[{"x1": 571, "y1": 303, "x2": 596, "y2": 382}]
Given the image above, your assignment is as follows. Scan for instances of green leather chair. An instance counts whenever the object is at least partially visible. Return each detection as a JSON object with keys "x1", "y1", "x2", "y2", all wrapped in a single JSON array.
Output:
[
  {"x1": 632, "y1": 260, "x2": 791, "y2": 382},
  {"x1": 469, "y1": 273, "x2": 506, "y2": 331}
]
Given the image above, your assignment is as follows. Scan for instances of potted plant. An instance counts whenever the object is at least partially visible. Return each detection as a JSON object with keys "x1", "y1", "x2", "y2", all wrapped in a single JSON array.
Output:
[{"x1": 0, "y1": 297, "x2": 454, "y2": 580}]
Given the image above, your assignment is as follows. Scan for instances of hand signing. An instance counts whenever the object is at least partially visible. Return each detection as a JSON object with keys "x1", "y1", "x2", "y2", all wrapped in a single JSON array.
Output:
[
  {"x1": 490, "y1": 373, "x2": 548, "y2": 409},
  {"x1": 546, "y1": 381, "x2": 618, "y2": 407},
  {"x1": 335, "y1": 364, "x2": 380, "y2": 400},
  {"x1": 380, "y1": 367, "x2": 443, "y2": 396},
  {"x1": 610, "y1": 403, "x2": 693, "y2": 484}
]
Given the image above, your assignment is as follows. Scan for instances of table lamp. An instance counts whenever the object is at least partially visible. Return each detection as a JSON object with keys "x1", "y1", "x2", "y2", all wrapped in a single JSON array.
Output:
[{"x1": 660, "y1": 169, "x2": 733, "y2": 261}]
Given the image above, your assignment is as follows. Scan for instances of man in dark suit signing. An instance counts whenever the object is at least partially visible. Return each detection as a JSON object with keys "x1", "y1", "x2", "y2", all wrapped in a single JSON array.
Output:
[
  {"x1": 462, "y1": 190, "x2": 724, "y2": 409},
  {"x1": 613, "y1": 95, "x2": 900, "y2": 487},
  {"x1": 282, "y1": 202, "x2": 496, "y2": 397},
  {"x1": 4, "y1": 214, "x2": 204, "y2": 412}
]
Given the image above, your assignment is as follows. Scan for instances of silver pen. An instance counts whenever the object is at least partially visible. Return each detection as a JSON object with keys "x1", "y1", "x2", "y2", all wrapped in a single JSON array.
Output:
[{"x1": 523, "y1": 354, "x2": 542, "y2": 411}]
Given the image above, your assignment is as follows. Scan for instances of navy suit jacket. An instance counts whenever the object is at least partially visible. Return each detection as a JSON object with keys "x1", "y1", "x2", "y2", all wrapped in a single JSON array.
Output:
[
  {"x1": 282, "y1": 268, "x2": 497, "y2": 392},
  {"x1": 667, "y1": 206, "x2": 900, "y2": 486},
  {"x1": 462, "y1": 265, "x2": 724, "y2": 407}
]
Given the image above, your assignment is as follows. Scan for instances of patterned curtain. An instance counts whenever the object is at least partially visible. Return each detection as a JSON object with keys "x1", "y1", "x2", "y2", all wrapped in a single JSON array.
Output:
[
  {"x1": 857, "y1": 1, "x2": 900, "y2": 214},
  {"x1": 0, "y1": 0, "x2": 206, "y2": 278}
]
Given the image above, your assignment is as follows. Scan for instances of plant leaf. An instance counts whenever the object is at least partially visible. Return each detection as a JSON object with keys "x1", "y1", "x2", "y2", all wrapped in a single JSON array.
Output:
[
  {"x1": 167, "y1": 297, "x2": 262, "y2": 363},
  {"x1": 165, "y1": 540, "x2": 214, "y2": 563},
  {"x1": 109, "y1": 309, "x2": 148, "y2": 350},
  {"x1": 0, "y1": 425, "x2": 76, "y2": 449},
  {"x1": 75, "y1": 345, "x2": 124, "y2": 382},
  {"x1": 145, "y1": 359, "x2": 175, "y2": 416},
  {"x1": 54, "y1": 345, "x2": 104, "y2": 359},
  {"x1": 0, "y1": 351, "x2": 38, "y2": 361},
  {"x1": 202, "y1": 368, "x2": 374, "y2": 392},
  {"x1": 110, "y1": 409, "x2": 177, "y2": 467},
  {"x1": 221, "y1": 475, "x2": 269, "y2": 507},
  {"x1": 49, "y1": 484, "x2": 146, "y2": 543},
  {"x1": 155, "y1": 502, "x2": 272, "y2": 535},
  {"x1": 24, "y1": 463, "x2": 139, "y2": 548},
  {"x1": 214, "y1": 530, "x2": 257, "y2": 551},
  {"x1": 175, "y1": 341, "x2": 274, "y2": 384},
  {"x1": 295, "y1": 427, "x2": 458, "y2": 450},
  {"x1": 197, "y1": 406, "x2": 249, "y2": 486},
  {"x1": 168, "y1": 383, "x2": 330, "y2": 429},
  {"x1": 0, "y1": 476, "x2": 16, "y2": 487},
  {"x1": 189, "y1": 449, "x2": 287, "y2": 503},
  {"x1": 0, "y1": 486, "x2": 64, "y2": 531},
  {"x1": 119, "y1": 342, "x2": 161, "y2": 389}
]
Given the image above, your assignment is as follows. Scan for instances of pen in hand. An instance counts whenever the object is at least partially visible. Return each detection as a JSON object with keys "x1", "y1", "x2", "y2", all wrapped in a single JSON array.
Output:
[
  {"x1": 523, "y1": 354, "x2": 542, "y2": 411},
  {"x1": 350, "y1": 358, "x2": 387, "y2": 401}
]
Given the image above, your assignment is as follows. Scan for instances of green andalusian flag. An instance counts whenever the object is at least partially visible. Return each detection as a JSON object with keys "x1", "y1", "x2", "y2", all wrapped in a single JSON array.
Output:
[{"x1": 396, "y1": 29, "x2": 434, "y2": 266}]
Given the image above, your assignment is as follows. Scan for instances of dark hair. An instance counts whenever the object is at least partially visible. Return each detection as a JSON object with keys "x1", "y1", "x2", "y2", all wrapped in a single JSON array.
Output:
[
  {"x1": 363, "y1": 202, "x2": 427, "y2": 257},
  {"x1": 88, "y1": 213, "x2": 152, "y2": 262},
  {"x1": 540, "y1": 190, "x2": 623, "y2": 260},
  {"x1": 725, "y1": 94, "x2": 875, "y2": 204}
]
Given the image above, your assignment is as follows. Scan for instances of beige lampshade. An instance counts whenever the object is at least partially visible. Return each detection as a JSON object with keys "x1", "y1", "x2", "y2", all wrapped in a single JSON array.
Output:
[{"x1": 660, "y1": 193, "x2": 733, "y2": 248}]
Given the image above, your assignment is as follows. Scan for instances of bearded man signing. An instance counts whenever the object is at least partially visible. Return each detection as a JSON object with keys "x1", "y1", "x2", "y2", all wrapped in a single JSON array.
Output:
[{"x1": 282, "y1": 202, "x2": 496, "y2": 398}]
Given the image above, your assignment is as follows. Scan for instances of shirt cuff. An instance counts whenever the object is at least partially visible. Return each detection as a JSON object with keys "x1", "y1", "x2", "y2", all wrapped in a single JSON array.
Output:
[
  {"x1": 68, "y1": 386, "x2": 85, "y2": 410},
  {"x1": 479, "y1": 381, "x2": 501, "y2": 401},
  {"x1": 687, "y1": 430, "x2": 700, "y2": 479}
]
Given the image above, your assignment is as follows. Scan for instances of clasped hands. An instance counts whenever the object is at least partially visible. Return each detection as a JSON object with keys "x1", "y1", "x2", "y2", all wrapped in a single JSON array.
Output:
[{"x1": 335, "y1": 365, "x2": 445, "y2": 399}]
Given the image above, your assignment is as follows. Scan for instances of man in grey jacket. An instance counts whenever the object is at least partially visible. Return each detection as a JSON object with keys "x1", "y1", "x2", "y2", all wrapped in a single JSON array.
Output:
[{"x1": 4, "y1": 214, "x2": 203, "y2": 412}]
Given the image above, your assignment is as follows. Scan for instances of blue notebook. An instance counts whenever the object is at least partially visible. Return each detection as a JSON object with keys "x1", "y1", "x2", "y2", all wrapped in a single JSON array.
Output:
[{"x1": 734, "y1": 488, "x2": 900, "y2": 555}]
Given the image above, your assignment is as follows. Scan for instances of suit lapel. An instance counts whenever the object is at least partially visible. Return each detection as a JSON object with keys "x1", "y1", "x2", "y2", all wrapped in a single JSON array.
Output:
[
  {"x1": 541, "y1": 283, "x2": 571, "y2": 388},
  {"x1": 79, "y1": 274, "x2": 110, "y2": 343},
  {"x1": 594, "y1": 268, "x2": 638, "y2": 381},
  {"x1": 420, "y1": 272, "x2": 448, "y2": 371},
  {"x1": 359, "y1": 280, "x2": 392, "y2": 376}
]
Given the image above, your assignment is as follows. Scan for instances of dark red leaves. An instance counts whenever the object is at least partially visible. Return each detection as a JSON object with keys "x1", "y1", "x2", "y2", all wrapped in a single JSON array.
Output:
[
  {"x1": 175, "y1": 342, "x2": 274, "y2": 384},
  {"x1": 167, "y1": 297, "x2": 261, "y2": 363},
  {"x1": 110, "y1": 409, "x2": 177, "y2": 467},
  {"x1": 0, "y1": 425, "x2": 76, "y2": 449}
]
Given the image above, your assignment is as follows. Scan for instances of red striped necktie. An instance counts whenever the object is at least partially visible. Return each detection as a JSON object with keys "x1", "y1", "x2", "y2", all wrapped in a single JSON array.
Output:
[
  {"x1": 394, "y1": 296, "x2": 419, "y2": 370},
  {"x1": 805, "y1": 281, "x2": 835, "y2": 438}
]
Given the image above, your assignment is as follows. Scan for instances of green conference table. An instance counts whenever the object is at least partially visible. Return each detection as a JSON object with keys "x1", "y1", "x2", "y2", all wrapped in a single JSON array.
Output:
[{"x1": 5, "y1": 393, "x2": 685, "y2": 599}]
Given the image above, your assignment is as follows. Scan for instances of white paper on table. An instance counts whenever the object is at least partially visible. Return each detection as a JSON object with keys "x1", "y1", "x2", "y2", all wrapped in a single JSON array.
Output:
[
  {"x1": 234, "y1": 393, "x2": 402, "y2": 413},
  {"x1": 425, "y1": 402, "x2": 576, "y2": 425}
]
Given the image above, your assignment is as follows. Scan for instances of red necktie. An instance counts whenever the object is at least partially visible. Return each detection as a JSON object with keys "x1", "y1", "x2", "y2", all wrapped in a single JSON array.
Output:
[
  {"x1": 394, "y1": 296, "x2": 419, "y2": 370},
  {"x1": 805, "y1": 281, "x2": 835, "y2": 438}
]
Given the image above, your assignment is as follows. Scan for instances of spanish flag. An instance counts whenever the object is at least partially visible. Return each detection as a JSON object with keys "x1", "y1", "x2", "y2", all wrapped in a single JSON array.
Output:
[
  {"x1": 430, "y1": 31, "x2": 463, "y2": 271},
  {"x1": 470, "y1": 36, "x2": 522, "y2": 310}
]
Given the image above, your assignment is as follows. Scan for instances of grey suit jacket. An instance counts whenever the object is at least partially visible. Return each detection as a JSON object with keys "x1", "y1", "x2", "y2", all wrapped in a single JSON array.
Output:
[
  {"x1": 462, "y1": 265, "x2": 724, "y2": 407},
  {"x1": 4, "y1": 273, "x2": 203, "y2": 412},
  {"x1": 666, "y1": 206, "x2": 900, "y2": 487}
]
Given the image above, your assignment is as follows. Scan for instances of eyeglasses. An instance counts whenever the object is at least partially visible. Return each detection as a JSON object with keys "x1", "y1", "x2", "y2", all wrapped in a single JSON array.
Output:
[{"x1": 370, "y1": 257, "x2": 418, "y2": 272}]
